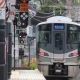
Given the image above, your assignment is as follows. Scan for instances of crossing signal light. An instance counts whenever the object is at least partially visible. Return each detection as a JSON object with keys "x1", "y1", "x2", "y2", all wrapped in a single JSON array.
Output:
[
  {"x1": 19, "y1": 32, "x2": 27, "y2": 38},
  {"x1": 19, "y1": 38, "x2": 24, "y2": 44},
  {"x1": 20, "y1": 12, "x2": 28, "y2": 28},
  {"x1": 16, "y1": 12, "x2": 28, "y2": 28},
  {"x1": 15, "y1": 0, "x2": 28, "y2": 10},
  {"x1": 19, "y1": 32, "x2": 27, "y2": 44},
  {"x1": 20, "y1": 0, "x2": 28, "y2": 12}
]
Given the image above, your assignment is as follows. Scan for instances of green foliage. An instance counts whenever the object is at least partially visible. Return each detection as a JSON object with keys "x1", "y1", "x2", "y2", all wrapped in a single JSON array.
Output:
[
  {"x1": 36, "y1": 0, "x2": 66, "y2": 15},
  {"x1": 54, "y1": 6, "x2": 66, "y2": 16},
  {"x1": 40, "y1": 5, "x2": 66, "y2": 16},
  {"x1": 21, "y1": 58, "x2": 38, "y2": 70},
  {"x1": 73, "y1": 0, "x2": 80, "y2": 5},
  {"x1": 30, "y1": 62, "x2": 38, "y2": 70},
  {"x1": 41, "y1": 5, "x2": 53, "y2": 13}
]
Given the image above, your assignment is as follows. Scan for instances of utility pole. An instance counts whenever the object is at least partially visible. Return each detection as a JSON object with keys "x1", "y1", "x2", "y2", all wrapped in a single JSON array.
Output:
[
  {"x1": 13, "y1": 18, "x2": 16, "y2": 70},
  {"x1": 27, "y1": 37, "x2": 31, "y2": 69}
]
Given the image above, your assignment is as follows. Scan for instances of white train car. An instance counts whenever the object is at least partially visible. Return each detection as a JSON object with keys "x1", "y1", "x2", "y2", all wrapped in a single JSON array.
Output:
[{"x1": 36, "y1": 16, "x2": 80, "y2": 78}]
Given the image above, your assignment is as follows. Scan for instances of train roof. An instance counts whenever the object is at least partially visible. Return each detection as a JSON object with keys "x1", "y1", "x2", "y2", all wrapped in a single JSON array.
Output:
[
  {"x1": 37, "y1": 16, "x2": 80, "y2": 26},
  {"x1": 47, "y1": 16, "x2": 72, "y2": 22}
]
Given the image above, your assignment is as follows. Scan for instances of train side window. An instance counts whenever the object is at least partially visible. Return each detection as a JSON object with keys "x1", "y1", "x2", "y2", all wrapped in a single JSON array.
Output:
[{"x1": 38, "y1": 24, "x2": 51, "y2": 43}]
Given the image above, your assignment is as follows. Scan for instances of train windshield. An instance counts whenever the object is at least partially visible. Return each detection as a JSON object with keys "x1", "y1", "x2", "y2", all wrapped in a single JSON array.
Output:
[
  {"x1": 67, "y1": 24, "x2": 80, "y2": 44},
  {"x1": 38, "y1": 24, "x2": 51, "y2": 43},
  {"x1": 54, "y1": 33, "x2": 63, "y2": 50},
  {"x1": 53, "y1": 23, "x2": 65, "y2": 53}
]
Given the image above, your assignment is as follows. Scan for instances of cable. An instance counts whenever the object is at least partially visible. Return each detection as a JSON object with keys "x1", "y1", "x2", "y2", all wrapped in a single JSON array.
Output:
[
  {"x1": 34, "y1": 14, "x2": 54, "y2": 18},
  {"x1": 32, "y1": 17, "x2": 42, "y2": 22},
  {"x1": 29, "y1": 5, "x2": 54, "y2": 14}
]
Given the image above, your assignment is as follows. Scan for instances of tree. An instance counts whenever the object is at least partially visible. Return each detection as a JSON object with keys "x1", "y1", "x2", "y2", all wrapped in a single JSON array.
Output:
[{"x1": 34, "y1": 0, "x2": 66, "y2": 15}]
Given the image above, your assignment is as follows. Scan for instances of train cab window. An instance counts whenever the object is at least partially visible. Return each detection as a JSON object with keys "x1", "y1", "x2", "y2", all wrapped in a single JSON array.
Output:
[
  {"x1": 55, "y1": 33, "x2": 63, "y2": 50},
  {"x1": 67, "y1": 24, "x2": 79, "y2": 43},
  {"x1": 38, "y1": 24, "x2": 51, "y2": 43}
]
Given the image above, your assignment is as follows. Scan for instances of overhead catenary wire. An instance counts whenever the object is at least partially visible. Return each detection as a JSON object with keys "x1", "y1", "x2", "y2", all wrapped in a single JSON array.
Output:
[
  {"x1": 29, "y1": 4, "x2": 54, "y2": 14},
  {"x1": 32, "y1": 17, "x2": 41, "y2": 22},
  {"x1": 34, "y1": 15, "x2": 54, "y2": 19}
]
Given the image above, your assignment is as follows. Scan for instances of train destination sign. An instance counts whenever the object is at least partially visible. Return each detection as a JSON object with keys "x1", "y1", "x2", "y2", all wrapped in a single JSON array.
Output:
[{"x1": 54, "y1": 24, "x2": 64, "y2": 30}]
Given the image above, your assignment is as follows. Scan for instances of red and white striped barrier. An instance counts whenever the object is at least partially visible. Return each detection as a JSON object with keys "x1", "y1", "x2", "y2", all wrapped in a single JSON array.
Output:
[{"x1": 0, "y1": 0, "x2": 6, "y2": 8}]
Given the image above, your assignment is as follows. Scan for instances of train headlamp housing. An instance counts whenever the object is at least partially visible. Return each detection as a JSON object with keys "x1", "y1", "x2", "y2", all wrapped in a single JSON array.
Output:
[
  {"x1": 69, "y1": 53, "x2": 74, "y2": 57},
  {"x1": 39, "y1": 52, "x2": 49, "y2": 57},
  {"x1": 68, "y1": 52, "x2": 78, "y2": 57},
  {"x1": 44, "y1": 52, "x2": 49, "y2": 56}
]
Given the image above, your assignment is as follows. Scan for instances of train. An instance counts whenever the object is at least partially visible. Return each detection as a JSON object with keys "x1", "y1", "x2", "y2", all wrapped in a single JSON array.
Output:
[{"x1": 36, "y1": 16, "x2": 80, "y2": 78}]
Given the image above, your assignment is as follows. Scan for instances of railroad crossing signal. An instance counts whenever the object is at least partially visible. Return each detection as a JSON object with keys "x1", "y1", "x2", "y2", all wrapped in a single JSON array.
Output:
[
  {"x1": 15, "y1": 0, "x2": 28, "y2": 28},
  {"x1": 15, "y1": 12, "x2": 28, "y2": 28},
  {"x1": 17, "y1": 21, "x2": 21, "y2": 27},
  {"x1": 20, "y1": 12, "x2": 28, "y2": 20},
  {"x1": 20, "y1": 0, "x2": 28, "y2": 12},
  {"x1": 19, "y1": 32, "x2": 27, "y2": 44},
  {"x1": 15, "y1": 0, "x2": 28, "y2": 12},
  {"x1": 19, "y1": 12, "x2": 28, "y2": 28},
  {"x1": 19, "y1": 32, "x2": 27, "y2": 38}
]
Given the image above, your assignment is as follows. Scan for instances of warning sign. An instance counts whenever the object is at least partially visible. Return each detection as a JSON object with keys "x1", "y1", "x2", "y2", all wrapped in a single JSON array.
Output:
[{"x1": 20, "y1": 3, "x2": 28, "y2": 12}]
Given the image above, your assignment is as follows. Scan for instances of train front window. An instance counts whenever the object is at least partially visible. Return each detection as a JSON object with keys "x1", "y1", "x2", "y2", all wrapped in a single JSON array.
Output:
[
  {"x1": 53, "y1": 23, "x2": 65, "y2": 51},
  {"x1": 38, "y1": 24, "x2": 51, "y2": 43},
  {"x1": 55, "y1": 33, "x2": 63, "y2": 50},
  {"x1": 67, "y1": 24, "x2": 79, "y2": 43}
]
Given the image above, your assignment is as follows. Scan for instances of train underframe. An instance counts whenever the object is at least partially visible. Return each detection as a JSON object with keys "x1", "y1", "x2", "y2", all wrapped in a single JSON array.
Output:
[{"x1": 38, "y1": 63, "x2": 80, "y2": 78}]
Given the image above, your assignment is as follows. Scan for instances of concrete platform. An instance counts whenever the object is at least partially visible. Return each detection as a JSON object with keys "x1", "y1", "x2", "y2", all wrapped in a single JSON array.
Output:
[{"x1": 9, "y1": 69, "x2": 46, "y2": 80}]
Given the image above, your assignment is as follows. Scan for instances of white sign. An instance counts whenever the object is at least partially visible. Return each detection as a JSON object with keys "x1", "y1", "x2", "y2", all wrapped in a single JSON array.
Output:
[
  {"x1": 0, "y1": 8, "x2": 5, "y2": 19},
  {"x1": 27, "y1": 25, "x2": 33, "y2": 37}
]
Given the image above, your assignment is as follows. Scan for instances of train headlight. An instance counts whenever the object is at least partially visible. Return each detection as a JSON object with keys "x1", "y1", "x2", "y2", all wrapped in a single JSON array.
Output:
[
  {"x1": 68, "y1": 53, "x2": 78, "y2": 57},
  {"x1": 69, "y1": 53, "x2": 74, "y2": 57},
  {"x1": 39, "y1": 52, "x2": 49, "y2": 56},
  {"x1": 44, "y1": 52, "x2": 49, "y2": 56}
]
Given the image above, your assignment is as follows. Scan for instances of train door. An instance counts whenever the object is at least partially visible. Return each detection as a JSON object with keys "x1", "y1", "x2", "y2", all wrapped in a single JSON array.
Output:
[{"x1": 53, "y1": 31, "x2": 65, "y2": 60}]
